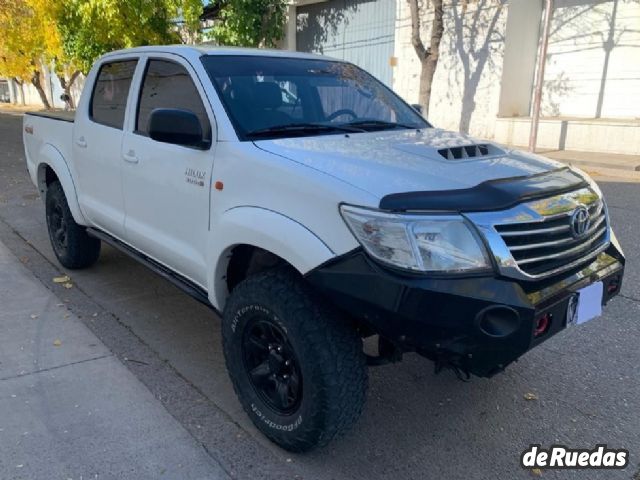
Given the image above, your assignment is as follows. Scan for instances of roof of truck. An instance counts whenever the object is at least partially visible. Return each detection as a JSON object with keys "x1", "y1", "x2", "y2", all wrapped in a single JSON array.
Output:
[{"x1": 102, "y1": 45, "x2": 336, "y2": 62}]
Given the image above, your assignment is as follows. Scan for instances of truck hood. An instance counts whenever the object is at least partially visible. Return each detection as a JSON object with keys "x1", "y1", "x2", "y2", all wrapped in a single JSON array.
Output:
[{"x1": 254, "y1": 129, "x2": 563, "y2": 199}]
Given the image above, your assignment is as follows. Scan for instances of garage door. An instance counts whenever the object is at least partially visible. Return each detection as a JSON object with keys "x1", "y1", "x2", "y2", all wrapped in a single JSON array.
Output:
[{"x1": 296, "y1": 0, "x2": 396, "y2": 86}]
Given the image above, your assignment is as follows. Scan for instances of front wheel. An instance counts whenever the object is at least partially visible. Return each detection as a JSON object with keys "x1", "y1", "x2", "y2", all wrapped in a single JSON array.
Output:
[
  {"x1": 222, "y1": 267, "x2": 368, "y2": 452},
  {"x1": 45, "y1": 181, "x2": 101, "y2": 269}
]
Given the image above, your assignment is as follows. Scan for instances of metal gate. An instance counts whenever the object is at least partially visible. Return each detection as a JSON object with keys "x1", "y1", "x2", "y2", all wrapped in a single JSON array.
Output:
[
  {"x1": 0, "y1": 80, "x2": 10, "y2": 103},
  {"x1": 296, "y1": 0, "x2": 396, "y2": 86}
]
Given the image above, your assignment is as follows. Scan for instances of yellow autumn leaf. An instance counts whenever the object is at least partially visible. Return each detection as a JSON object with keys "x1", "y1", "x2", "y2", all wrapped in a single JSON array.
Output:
[
  {"x1": 524, "y1": 392, "x2": 538, "y2": 401},
  {"x1": 53, "y1": 275, "x2": 70, "y2": 283},
  {"x1": 53, "y1": 339, "x2": 62, "y2": 346}
]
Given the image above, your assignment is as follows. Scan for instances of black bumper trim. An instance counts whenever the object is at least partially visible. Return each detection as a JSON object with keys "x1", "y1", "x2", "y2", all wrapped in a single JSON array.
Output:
[{"x1": 306, "y1": 245, "x2": 624, "y2": 377}]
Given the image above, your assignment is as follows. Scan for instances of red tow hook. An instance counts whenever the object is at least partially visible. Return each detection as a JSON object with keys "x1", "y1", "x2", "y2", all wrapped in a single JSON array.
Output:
[{"x1": 534, "y1": 313, "x2": 552, "y2": 337}]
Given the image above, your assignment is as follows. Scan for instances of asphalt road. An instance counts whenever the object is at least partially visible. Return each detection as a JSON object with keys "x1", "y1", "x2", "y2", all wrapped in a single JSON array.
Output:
[{"x1": 1, "y1": 111, "x2": 639, "y2": 480}]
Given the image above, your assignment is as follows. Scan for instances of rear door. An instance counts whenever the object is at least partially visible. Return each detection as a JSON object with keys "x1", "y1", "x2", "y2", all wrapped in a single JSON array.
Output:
[
  {"x1": 73, "y1": 58, "x2": 139, "y2": 238},
  {"x1": 120, "y1": 55, "x2": 216, "y2": 286}
]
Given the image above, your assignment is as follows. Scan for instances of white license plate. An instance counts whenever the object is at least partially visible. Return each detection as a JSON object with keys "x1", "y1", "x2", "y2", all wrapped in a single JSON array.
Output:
[{"x1": 566, "y1": 281, "x2": 603, "y2": 326}]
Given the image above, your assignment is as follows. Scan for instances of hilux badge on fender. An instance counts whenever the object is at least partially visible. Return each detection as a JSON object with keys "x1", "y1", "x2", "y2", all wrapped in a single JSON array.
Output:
[
  {"x1": 570, "y1": 205, "x2": 590, "y2": 239},
  {"x1": 185, "y1": 167, "x2": 206, "y2": 187}
]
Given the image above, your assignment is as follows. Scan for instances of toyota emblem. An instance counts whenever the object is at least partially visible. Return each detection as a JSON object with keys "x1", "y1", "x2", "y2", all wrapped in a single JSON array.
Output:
[{"x1": 570, "y1": 205, "x2": 590, "y2": 239}]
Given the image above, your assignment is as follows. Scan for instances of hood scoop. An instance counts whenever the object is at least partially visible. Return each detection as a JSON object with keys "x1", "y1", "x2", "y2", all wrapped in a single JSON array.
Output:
[{"x1": 438, "y1": 143, "x2": 500, "y2": 161}]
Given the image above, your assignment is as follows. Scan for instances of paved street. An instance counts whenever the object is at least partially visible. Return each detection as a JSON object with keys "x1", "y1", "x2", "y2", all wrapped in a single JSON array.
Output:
[{"x1": 1, "y1": 110, "x2": 639, "y2": 479}]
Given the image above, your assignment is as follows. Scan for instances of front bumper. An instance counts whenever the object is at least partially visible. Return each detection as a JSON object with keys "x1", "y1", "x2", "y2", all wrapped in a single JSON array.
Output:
[{"x1": 306, "y1": 244, "x2": 625, "y2": 377}]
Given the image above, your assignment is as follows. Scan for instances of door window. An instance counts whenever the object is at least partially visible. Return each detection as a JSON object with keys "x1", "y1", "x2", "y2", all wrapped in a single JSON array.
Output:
[
  {"x1": 136, "y1": 59, "x2": 211, "y2": 141},
  {"x1": 90, "y1": 60, "x2": 138, "y2": 129}
]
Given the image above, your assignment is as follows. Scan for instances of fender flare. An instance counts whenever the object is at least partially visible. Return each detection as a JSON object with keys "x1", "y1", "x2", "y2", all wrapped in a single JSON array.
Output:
[
  {"x1": 208, "y1": 206, "x2": 335, "y2": 310},
  {"x1": 36, "y1": 144, "x2": 88, "y2": 225}
]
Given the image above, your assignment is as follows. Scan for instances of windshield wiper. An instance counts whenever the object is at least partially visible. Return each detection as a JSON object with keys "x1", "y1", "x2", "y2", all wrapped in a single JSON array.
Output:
[
  {"x1": 340, "y1": 119, "x2": 419, "y2": 131},
  {"x1": 246, "y1": 122, "x2": 364, "y2": 139}
]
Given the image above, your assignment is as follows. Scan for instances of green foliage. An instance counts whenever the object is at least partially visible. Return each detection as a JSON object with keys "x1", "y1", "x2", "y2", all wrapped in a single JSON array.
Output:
[
  {"x1": 212, "y1": 0, "x2": 287, "y2": 48},
  {"x1": 181, "y1": 0, "x2": 205, "y2": 42},
  {"x1": 57, "y1": 0, "x2": 202, "y2": 73}
]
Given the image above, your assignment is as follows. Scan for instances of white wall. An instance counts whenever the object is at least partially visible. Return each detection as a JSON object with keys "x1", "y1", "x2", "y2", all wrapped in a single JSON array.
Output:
[
  {"x1": 6, "y1": 65, "x2": 84, "y2": 109},
  {"x1": 393, "y1": 0, "x2": 509, "y2": 138},
  {"x1": 393, "y1": 0, "x2": 640, "y2": 146},
  {"x1": 542, "y1": 0, "x2": 640, "y2": 119}
]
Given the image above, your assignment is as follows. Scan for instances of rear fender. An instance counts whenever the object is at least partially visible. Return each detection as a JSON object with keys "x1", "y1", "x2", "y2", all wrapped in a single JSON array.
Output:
[{"x1": 36, "y1": 144, "x2": 87, "y2": 226}]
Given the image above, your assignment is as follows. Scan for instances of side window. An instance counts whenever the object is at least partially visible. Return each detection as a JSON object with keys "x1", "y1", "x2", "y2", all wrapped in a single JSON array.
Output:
[
  {"x1": 90, "y1": 60, "x2": 138, "y2": 129},
  {"x1": 136, "y1": 59, "x2": 211, "y2": 141}
]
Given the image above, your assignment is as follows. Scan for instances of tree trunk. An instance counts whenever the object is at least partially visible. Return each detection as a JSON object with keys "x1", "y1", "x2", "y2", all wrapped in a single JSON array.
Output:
[
  {"x1": 408, "y1": 0, "x2": 444, "y2": 116},
  {"x1": 31, "y1": 71, "x2": 51, "y2": 109},
  {"x1": 56, "y1": 70, "x2": 81, "y2": 110}
]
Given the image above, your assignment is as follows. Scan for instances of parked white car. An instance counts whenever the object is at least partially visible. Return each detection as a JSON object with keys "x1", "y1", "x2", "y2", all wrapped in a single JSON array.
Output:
[{"x1": 23, "y1": 46, "x2": 625, "y2": 452}]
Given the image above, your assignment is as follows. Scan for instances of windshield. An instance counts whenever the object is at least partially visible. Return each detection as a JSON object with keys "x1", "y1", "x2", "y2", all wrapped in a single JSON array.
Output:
[{"x1": 201, "y1": 55, "x2": 430, "y2": 140}]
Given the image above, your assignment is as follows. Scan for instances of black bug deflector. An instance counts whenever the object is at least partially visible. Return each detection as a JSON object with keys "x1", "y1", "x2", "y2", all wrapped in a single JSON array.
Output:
[
  {"x1": 306, "y1": 244, "x2": 624, "y2": 378},
  {"x1": 379, "y1": 167, "x2": 587, "y2": 212}
]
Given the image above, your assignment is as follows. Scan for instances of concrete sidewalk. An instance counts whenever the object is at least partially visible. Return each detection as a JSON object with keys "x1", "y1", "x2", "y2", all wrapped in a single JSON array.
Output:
[
  {"x1": 509, "y1": 145, "x2": 640, "y2": 172},
  {"x1": 0, "y1": 240, "x2": 229, "y2": 480}
]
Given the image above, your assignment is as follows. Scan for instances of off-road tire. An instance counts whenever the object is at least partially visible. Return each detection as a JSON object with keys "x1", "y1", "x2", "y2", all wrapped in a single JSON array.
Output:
[
  {"x1": 222, "y1": 267, "x2": 368, "y2": 452},
  {"x1": 45, "y1": 181, "x2": 101, "y2": 269}
]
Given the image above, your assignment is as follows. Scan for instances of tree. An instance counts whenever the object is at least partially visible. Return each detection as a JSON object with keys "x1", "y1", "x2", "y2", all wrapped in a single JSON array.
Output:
[
  {"x1": 0, "y1": 0, "x2": 62, "y2": 109},
  {"x1": 180, "y1": 0, "x2": 206, "y2": 44},
  {"x1": 407, "y1": 0, "x2": 444, "y2": 116},
  {"x1": 212, "y1": 0, "x2": 287, "y2": 48},
  {"x1": 1, "y1": 0, "x2": 205, "y2": 109},
  {"x1": 57, "y1": 0, "x2": 184, "y2": 75}
]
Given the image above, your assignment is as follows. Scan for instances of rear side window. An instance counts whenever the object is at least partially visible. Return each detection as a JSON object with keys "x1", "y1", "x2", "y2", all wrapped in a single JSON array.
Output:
[
  {"x1": 136, "y1": 59, "x2": 211, "y2": 141},
  {"x1": 90, "y1": 60, "x2": 138, "y2": 129}
]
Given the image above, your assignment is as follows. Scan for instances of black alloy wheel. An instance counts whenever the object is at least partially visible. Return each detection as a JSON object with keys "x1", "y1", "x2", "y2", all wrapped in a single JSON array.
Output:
[{"x1": 242, "y1": 316, "x2": 303, "y2": 414}]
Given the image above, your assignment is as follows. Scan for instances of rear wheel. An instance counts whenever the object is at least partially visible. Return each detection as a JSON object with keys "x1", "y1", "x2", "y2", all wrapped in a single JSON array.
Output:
[
  {"x1": 222, "y1": 267, "x2": 368, "y2": 452},
  {"x1": 45, "y1": 181, "x2": 101, "y2": 269}
]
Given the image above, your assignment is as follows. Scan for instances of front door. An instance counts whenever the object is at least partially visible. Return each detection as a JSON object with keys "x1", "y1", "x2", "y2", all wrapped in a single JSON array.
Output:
[
  {"x1": 73, "y1": 59, "x2": 138, "y2": 238},
  {"x1": 120, "y1": 56, "x2": 215, "y2": 286}
]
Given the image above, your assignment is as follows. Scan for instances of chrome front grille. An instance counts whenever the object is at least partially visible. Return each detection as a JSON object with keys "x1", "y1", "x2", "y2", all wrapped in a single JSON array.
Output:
[
  {"x1": 494, "y1": 201, "x2": 607, "y2": 276},
  {"x1": 466, "y1": 186, "x2": 611, "y2": 281}
]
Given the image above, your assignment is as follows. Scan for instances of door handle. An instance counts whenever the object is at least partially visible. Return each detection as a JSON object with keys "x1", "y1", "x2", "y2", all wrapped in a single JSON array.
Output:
[
  {"x1": 123, "y1": 150, "x2": 139, "y2": 164},
  {"x1": 75, "y1": 137, "x2": 87, "y2": 148}
]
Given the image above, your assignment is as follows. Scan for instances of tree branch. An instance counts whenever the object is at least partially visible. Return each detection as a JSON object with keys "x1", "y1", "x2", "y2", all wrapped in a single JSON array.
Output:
[{"x1": 408, "y1": 0, "x2": 427, "y2": 60}]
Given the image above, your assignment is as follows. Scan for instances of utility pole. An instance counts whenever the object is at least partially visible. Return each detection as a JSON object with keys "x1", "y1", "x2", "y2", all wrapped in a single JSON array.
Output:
[{"x1": 529, "y1": 0, "x2": 553, "y2": 152}]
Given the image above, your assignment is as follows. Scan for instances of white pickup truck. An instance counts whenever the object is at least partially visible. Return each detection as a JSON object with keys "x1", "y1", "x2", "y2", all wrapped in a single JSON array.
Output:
[{"x1": 23, "y1": 46, "x2": 624, "y2": 452}]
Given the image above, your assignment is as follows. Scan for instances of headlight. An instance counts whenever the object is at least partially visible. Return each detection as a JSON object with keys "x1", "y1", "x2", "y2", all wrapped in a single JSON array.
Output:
[{"x1": 340, "y1": 205, "x2": 491, "y2": 273}]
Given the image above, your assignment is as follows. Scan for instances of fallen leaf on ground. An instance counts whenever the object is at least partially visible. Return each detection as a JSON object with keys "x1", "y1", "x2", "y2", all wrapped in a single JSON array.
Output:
[
  {"x1": 531, "y1": 468, "x2": 542, "y2": 476},
  {"x1": 53, "y1": 339, "x2": 62, "y2": 347},
  {"x1": 524, "y1": 392, "x2": 538, "y2": 401},
  {"x1": 53, "y1": 275, "x2": 70, "y2": 284},
  {"x1": 63, "y1": 283, "x2": 73, "y2": 289}
]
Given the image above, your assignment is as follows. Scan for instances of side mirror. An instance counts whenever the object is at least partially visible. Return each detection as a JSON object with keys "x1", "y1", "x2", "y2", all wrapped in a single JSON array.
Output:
[
  {"x1": 148, "y1": 108, "x2": 205, "y2": 148},
  {"x1": 411, "y1": 104, "x2": 423, "y2": 114}
]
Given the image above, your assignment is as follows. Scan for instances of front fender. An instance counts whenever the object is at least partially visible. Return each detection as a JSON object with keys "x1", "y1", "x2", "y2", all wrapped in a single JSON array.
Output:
[
  {"x1": 36, "y1": 144, "x2": 87, "y2": 226},
  {"x1": 208, "y1": 206, "x2": 335, "y2": 310}
]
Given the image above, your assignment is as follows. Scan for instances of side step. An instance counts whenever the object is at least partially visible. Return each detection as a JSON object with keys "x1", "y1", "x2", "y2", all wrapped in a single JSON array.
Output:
[{"x1": 86, "y1": 228, "x2": 215, "y2": 311}]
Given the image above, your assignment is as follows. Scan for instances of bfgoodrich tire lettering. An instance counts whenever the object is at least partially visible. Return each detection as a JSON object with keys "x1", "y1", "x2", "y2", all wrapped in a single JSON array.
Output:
[
  {"x1": 222, "y1": 267, "x2": 368, "y2": 452},
  {"x1": 45, "y1": 181, "x2": 101, "y2": 269}
]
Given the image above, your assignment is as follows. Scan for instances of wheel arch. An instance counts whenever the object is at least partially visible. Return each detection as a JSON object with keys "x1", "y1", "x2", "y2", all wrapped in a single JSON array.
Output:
[
  {"x1": 208, "y1": 207, "x2": 335, "y2": 310},
  {"x1": 36, "y1": 144, "x2": 87, "y2": 225}
]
